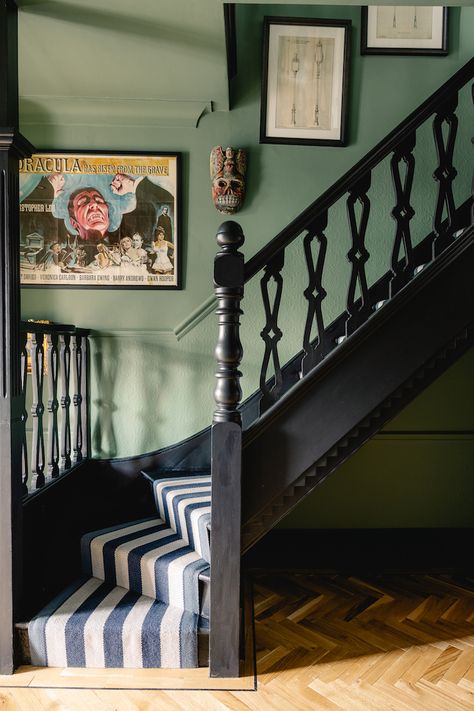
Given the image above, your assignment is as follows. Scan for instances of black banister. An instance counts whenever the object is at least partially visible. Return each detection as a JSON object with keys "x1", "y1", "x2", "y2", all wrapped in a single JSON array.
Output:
[
  {"x1": 245, "y1": 57, "x2": 474, "y2": 282},
  {"x1": 20, "y1": 322, "x2": 76, "y2": 335}
]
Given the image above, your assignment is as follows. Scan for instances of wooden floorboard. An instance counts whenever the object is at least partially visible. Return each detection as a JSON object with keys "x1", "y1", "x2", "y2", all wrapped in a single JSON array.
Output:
[{"x1": 0, "y1": 571, "x2": 473, "y2": 709}]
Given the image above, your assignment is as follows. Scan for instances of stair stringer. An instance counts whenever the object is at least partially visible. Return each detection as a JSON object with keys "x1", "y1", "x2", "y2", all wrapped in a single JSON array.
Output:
[
  {"x1": 241, "y1": 227, "x2": 474, "y2": 553},
  {"x1": 241, "y1": 323, "x2": 474, "y2": 551}
]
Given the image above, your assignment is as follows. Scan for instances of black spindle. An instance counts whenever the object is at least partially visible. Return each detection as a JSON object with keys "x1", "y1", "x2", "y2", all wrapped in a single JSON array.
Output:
[
  {"x1": 345, "y1": 173, "x2": 372, "y2": 337},
  {"x1": 72, "y1": 333, "x2": 84, "y2": 463},
  {"x1": 78, "y1": 331, "x2": 91, "y2": 459},
  {"x1": 19, "y1": 331, "x2": 29, "y2": 495},
  {"x1": 390, "y1": 132, "x2": 416, "y2": 297},
  {"x1": 46, "y1": 332, "x2": 60, "y2": 478},
  {"x1": 59, "y1": 333, "x2": 72, "y2": 471},
  {"x1": 432, "y1": 92, "x2": 459, "y2": 256},
  {"x1": 259, "y1": 250, "x2": 284, "y2": 412},
  {"x1": 29, "y1": 331, "x2": 45, "y2": 489},
  {"x1": 301, "y1": 213, "x2": 330, "y2": 376}
]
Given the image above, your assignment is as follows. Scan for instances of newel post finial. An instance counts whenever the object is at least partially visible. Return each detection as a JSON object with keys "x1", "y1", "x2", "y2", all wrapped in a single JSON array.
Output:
[{"x1": 213, "y1": 221, "x2": 245, "y2": 424}]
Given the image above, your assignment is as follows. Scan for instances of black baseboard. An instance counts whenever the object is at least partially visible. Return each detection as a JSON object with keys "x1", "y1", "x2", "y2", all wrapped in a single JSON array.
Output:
[{"x1": 242, "y1": 528, "x2": 474, "y2": 573}]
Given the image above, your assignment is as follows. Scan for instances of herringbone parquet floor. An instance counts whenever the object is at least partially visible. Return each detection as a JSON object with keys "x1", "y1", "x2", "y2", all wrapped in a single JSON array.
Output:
[
  {"x1": 1, "y1": 571, "x2": 473, "y2": 710},
  {"x1": 252, "y1": 572, "x2": 474, "y2": 711}
]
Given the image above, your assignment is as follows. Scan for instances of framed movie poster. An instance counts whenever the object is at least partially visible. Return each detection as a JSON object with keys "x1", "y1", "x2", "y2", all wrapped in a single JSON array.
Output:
[
  {"x1": 260, "y1": 17, "x2": 351, "y2": 146},
  {"x1": 19, "y1": 151, "x2": 181, "y2": 289}
]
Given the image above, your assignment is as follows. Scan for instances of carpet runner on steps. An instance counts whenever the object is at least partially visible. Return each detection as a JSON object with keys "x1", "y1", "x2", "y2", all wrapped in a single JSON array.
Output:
[{"x1": 28, "y1": 474, "x2": 211, "y2": 669}]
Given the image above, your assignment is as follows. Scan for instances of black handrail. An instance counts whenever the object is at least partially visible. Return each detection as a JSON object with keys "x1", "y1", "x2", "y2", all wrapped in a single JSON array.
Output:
[
  {"x1": 245, "y1": 57, "x2": 474, "y2": 282},
  {"x1": 20, "y1": 321, "x2": 78, "y2": 335}
]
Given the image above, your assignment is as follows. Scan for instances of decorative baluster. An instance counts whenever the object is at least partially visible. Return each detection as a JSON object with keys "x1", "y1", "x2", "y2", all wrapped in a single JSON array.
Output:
[
  {"x1": 259, "y1": 251, "x2": 285, "y2": 413},
  {"x1": 432, "y1": 92, "x2": 458, "y2": 257},
  {"x1": 390, "y1": 133, "x2": 416, "y2": 297},
  {"x1": 59, "y1": 333, "x2": 72, "y2": 471},
  {"x1": 301, "y1": 213, "x2": 330, "y2": 377},
  {"x1": 72, "y1": 332, "x2": 89, "y2": 463},
  {"x1": 46, "y1": 332, "x2": 60, "y2": 478},
  {"x1": 19, "y1": 331, "x2": 29, "y2": 495},
  {"x1": 345, "y1": 173, "x2": 372, "y2": 337},
  {"x1": 213, "y1": 222, "x2": 245, "y2": 424},
  {"x1": 29, "y1": 331, "x2": 45, "y2": 489}
]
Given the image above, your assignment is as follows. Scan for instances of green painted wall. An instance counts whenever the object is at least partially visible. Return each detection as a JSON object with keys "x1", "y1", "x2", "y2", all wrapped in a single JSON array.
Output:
[
  {"x1": 20, "y1": 5, "x2": 474, "y2": 526},
  {"x1": 280, "y1": 347, "x2": 474, "y2": 528}
]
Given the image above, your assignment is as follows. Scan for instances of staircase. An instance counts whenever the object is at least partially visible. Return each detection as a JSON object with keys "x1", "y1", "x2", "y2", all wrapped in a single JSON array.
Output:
[
  {"x1": 16, "y1": 58, "x2": 474, "y2": 678},
  {"x1": 241, "y1": 226, "x2": 474, "y2": 551},
  {"x1": 24, "y1": 474, "x2": 211, "y2": 668}
]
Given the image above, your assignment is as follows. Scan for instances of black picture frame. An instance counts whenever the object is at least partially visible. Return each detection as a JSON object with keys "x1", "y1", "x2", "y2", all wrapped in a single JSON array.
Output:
[
  {"x1": 361, "y1": 6, "x2": 448, "y2": 56},
  {"x1": 260, "y1": 16, "x2": 351, "y2": 147},
  {"x1": 19, "y1": 150, "x2": 182, "y2": 289}
]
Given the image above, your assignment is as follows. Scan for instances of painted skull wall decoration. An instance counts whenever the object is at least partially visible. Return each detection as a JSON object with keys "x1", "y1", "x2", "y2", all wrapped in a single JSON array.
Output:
[{"x1": 210, "y1": 146, "x2": 247, "y2": 214}]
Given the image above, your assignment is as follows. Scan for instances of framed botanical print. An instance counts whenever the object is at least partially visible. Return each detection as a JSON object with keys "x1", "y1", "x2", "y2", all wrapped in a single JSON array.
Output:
[
  {"x1": 361, "y1": 6, "x2": 448, "y2": 56},
  {"x1": 260, "y1": 17, "x2": 351, "y2": 146},
  {"x1": 19, "y1": 151, "x2": 181, "y2": 289}
]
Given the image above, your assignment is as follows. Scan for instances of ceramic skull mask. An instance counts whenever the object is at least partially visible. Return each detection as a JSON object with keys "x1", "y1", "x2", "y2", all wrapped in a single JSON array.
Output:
[{"x1": 210, "y1": 146, "x2": 247, "y2": 214}]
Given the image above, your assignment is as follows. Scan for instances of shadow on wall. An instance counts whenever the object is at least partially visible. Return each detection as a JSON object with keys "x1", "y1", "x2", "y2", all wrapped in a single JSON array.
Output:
[
  {"x1": 20, "y1": 1, "x2": 223, "y2": 55},
  {"x1": 90, "y1": 333, "x2": 215, "y2": 458},
  {"x1": 92, "y1": 340, "x2": 119, "y2": 458}
]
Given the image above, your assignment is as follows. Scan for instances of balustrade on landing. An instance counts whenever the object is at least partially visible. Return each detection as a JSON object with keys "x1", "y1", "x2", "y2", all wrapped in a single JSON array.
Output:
[{"x1": 19, "y1": 322, "x2": 91, "y2": 495}]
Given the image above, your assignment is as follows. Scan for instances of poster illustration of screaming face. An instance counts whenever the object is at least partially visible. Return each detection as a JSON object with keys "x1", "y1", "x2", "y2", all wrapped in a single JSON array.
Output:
[{"x1": 19, "y1": 152, "x2": 181, "y2": 289}]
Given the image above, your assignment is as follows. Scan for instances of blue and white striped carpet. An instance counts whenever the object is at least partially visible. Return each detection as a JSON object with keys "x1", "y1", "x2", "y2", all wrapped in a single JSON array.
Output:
[{"x1": 28, "y1": 474, "x2": 211, "y2": 669}]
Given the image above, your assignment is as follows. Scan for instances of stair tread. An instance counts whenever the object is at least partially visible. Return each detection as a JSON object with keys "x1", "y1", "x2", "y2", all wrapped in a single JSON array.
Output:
[
  {"x1": 28, "y1": 577, "x2": 205, "y2": 669},
  {"x1": 82, "y1": 516, "x2": 208, "y2": 611},
  {"x1": 151, "y1": 475, "x2": 211, "y2": 562}
]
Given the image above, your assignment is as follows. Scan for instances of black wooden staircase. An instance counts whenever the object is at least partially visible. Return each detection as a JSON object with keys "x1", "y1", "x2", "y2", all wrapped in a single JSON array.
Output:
[
  {"x1": 13, "y1": 58, "x2": 474, "y2": 679},
  {"x1": 208, "y1": 56, "x2": 474, "y2": 675},
  {"x1": 241, "y1": 226, "x2": 474, "y2": 551}
]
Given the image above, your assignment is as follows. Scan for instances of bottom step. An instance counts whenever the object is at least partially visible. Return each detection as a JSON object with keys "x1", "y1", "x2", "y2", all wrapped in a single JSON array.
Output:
[
  {"x1": 15, "y1": 621, "x2": 209, "y2": 669},
  {"x1": 16, "y1": 576, "x2": 209, "y2": 670}
]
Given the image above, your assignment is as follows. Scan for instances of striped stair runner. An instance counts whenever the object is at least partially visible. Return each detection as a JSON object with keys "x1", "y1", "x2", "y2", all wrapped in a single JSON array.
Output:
[{"x1": 28, "y1": 474, "x2": 211, "y2": 669}]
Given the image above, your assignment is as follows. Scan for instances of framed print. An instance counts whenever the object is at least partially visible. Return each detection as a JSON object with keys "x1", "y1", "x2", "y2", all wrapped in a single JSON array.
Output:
[
  {"x1": 19, "y1": 151, "x2": 181, "y2": 289},
  {"x1": 361, "y1": 6, "x2": 448, "y2": 56},
  {"x1": 260, "y1": 17, "x2": 351, "y2": 146}
]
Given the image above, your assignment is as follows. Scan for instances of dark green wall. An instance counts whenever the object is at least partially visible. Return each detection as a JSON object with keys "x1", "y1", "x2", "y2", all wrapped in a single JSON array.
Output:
[{"x1": 19, "y1": 5, "x2": 474, "y2": 526}]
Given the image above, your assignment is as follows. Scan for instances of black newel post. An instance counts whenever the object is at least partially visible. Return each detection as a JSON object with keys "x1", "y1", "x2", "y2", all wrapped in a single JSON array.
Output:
[
  {"x1": 210, "y1": 221, "x2": 245, "y2": 678},
  {"x1": 212, "y1": 221, "x2": 245, "y2": 424},
  {"x1": 0, "y1": 0, "x2": 35, "y2": 674}
]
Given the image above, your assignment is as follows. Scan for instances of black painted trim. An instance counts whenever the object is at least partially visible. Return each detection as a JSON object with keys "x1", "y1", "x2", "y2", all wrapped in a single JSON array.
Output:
[
  {"x1": 224, "y1": 4, "x2": 237, "y2": 88},
  {"x1": 243, "y1": 528, "x2": 474, "y2": 573}
]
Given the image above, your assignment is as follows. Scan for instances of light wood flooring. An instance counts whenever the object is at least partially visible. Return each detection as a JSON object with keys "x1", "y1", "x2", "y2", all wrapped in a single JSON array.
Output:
[{"x1": 1, "y1": 571, "x2": 473, "y2": 710}]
